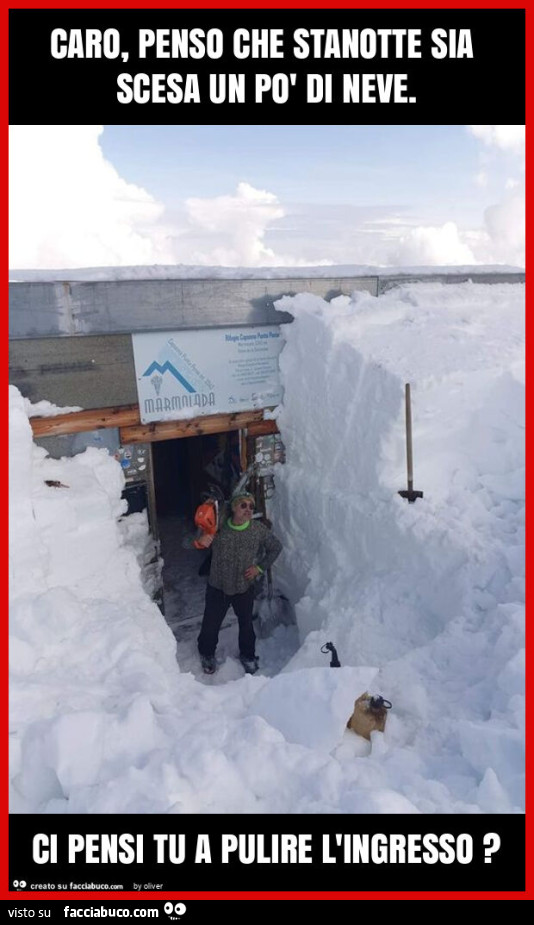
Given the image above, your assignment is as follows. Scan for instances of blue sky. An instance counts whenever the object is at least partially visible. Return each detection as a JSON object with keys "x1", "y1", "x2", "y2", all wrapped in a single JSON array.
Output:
[
  {"x1": 9, "y1": 124, "x2": 525, "y2": 269},
  {"x1": 100, "y1": 124, "x2": 496, "y2": 221}
]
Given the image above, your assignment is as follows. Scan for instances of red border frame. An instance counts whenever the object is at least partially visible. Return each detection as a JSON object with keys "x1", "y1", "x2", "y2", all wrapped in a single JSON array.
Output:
[{"x1": 3, "y1": 0, "x2": 529, "y2": 903}]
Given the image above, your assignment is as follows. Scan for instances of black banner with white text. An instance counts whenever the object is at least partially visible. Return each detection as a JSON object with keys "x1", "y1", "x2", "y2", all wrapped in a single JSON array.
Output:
[
  {"x1": 9, "y1": 814, "x2": 525, "y2": 893},
  {"x1": 9, "y1": 8, "x2": 525, "y2": 123}
]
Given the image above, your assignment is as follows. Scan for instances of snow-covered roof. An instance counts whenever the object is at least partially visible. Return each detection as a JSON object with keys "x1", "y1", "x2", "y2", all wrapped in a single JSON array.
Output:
[{"x1": 9, "y1": 262, "x2": 524, "y2": 283}]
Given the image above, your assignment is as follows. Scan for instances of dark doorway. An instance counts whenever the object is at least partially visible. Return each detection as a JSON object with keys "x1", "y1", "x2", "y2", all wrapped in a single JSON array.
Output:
[
  {"x1": 150, "y1": 429, "x2": 298, "y2": 680},
  {"x1": 152, "y1": 431, "x2": 241, "y2": 523},
  {"x1": 151, "y1": 431, "x2": 242, "y2": 633}
]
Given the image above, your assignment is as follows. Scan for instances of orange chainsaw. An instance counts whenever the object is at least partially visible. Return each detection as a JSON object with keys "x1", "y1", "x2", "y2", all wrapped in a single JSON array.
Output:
[{"x1": 193, "y1": 485, "x2": 225, "y2": 549}]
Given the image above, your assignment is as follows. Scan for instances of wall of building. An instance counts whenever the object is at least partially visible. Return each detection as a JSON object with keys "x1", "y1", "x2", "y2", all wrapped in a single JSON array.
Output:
[{"x1": 9, "y1": 272, "x2": 525, "y2": 412}]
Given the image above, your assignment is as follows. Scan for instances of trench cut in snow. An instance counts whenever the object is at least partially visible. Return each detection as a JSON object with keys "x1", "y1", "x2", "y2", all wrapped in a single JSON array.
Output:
[{"x1": 9, "y1": 279, "x2": 524, "y2": 814}]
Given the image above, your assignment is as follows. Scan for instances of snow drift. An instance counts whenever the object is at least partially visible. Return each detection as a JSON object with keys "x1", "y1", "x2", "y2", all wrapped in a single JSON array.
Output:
[{"x1": 9, "y1": 279, "x2": 524, "y2": 814}]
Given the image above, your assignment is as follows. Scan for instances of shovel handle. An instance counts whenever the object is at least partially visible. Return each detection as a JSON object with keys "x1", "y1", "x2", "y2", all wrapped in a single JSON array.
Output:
[
  {"x1": 267, "y1": 567, "x2": 274, "y2": 601},
  {"x1": 405, "y1": 383, "x2": 414, "y2": 490},
  {"x1": 398, "y1": 382, "x2": 423, "y2": 502}
]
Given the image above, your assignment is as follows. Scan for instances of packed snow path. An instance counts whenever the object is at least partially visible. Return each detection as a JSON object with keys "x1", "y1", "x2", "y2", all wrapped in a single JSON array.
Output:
[{"x1": 9, "y1": 280, "x2": 524, "y2": 814}]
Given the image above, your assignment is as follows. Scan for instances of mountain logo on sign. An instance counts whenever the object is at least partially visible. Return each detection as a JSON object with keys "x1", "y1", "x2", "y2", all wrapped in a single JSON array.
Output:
[{"x1": 142, "y1": 360, "x2": 196, "y2": 394}]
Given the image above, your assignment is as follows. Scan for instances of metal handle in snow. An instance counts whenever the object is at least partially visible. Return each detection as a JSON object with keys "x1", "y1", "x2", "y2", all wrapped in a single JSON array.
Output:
[{"x1": 398, "y1": 382, "x2": 423, "y2": 503}]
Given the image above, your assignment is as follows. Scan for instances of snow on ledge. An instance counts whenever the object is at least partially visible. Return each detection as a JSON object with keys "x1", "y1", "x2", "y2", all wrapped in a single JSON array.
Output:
[{"x1": 9, "y1": 262, "x2": 524, "y2": 283}]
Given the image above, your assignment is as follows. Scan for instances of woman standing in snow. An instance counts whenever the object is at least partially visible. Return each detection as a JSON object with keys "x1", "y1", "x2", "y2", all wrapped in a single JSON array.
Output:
[{"x1": 196, "y1": 491, "x2": 282, "y2": 675}]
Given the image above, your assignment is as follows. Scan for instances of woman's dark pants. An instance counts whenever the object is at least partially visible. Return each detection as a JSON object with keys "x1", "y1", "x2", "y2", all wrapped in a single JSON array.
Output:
[{"x1": 197, "y1": 584, "x2": 256, "y2": 660}]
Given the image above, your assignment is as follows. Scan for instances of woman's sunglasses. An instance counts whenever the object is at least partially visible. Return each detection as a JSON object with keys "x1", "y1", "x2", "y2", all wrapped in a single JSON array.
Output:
[{"x1": 239, "y1": 501, "x2": 255, "y2": 510}]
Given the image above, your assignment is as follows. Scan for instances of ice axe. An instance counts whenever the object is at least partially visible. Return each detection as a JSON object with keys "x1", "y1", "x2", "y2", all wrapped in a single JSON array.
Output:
[{"x1": 398, "y1": 382, "x2": 423, "y2": 503}]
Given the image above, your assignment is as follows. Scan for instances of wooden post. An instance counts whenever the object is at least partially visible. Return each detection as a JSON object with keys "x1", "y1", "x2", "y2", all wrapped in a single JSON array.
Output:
[
  {"x1": 405, "y1": 383, "x2": 414, "y2": 492},
  {"x1": 398, "y1": 382, "x2": 423, "y2": 503}
]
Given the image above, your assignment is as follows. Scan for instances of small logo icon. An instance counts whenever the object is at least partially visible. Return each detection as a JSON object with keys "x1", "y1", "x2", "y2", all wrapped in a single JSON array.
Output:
[
  {"x1": 150, "y1": 373, "x2": 163, "y2": 396},
  {"x1": 143, "y1": 360, "x2": 196, "y2": 394},
  {"x1": 164, "y1": 902, "x2": 187, "y2": 920},
  {"x1": 12, "y1": 880, "x2": 27, "y2": 890}
]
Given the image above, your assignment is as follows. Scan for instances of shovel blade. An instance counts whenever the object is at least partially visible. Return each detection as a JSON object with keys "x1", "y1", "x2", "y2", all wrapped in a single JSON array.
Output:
[{"x1": 255, "y1": 592, "x2": 295, "y2": 638}]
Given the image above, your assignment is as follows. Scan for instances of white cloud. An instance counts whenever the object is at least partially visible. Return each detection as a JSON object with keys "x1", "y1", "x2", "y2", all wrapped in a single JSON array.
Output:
[
  {"x1": 391, "y1": 221, "x2": 476, "y2": 266},
  {"x1": 482, "y1": 188, "x2": 525, "y2": 265},
  {"x1": 9, "y1": 125, "x2": 175, "y2": 268},
  {"x1": 464, "y1": 125, "x2": 525, "y2": 266},
  {"x1": 467, "y1": 125, "x2": 525, "y2": 152},
  {"x1": 9, "y1": 125, "x2": 525, "y2": 272},
  {"x1": 182, "y1": 182, "x2": 300, "y2": 266},
  {"x1": 474, "y1": 171, "x2": 489, "y2": 187},
  {"x1": 9, "y1": 127, "x2": 314, "y2": 269},
  {"x1": 385, "y1": 193, "x2": 524, "y2": 269}
]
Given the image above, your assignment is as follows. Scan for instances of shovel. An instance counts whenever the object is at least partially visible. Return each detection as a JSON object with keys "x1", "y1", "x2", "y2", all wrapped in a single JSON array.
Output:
[
  {"x1": 398, "y1": 382, "x2": 424, "y2": 503},
  {"x1": 255, "y1": 568, "x2": 295, "y2": 638}
]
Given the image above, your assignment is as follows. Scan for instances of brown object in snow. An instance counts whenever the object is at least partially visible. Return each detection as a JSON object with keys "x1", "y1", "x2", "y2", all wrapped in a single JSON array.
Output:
[
  {"x1": 346, "y1": 692, "x2": 389, "y2": 740},
  {"x1": 44, "y1": 479, "x2": 69, "y2": 489}
]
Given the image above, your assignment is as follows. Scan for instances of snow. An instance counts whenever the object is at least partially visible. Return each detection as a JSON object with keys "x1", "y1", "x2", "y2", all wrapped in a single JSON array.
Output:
[
  {"x1": 24, "y1": 398, "x2": 83, "y2": 418},
  {"x1": 9, "y1": 263, "x2": 523, "y2": 282},
  {"x1": 9, "y1": 278, "x2": 524, "y2": 815}
]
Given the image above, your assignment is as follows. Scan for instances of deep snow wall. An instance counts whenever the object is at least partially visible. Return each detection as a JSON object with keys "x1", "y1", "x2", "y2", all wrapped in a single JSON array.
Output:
[
  {"x1": 9, "y1": 388, "x2": 379, "y2": 814},
  {"x1": 271, "y1": 301, "x2": 465, "y2": 661},
  {"x1": 8, "y1": 279, "x2": 524, "y2": 815},
  {"x1": 9, "y1": 387, "x2": 179, "y2": 810},
  {"x1": 271, "y1": 282, "x2": 524, "y2": 810}
]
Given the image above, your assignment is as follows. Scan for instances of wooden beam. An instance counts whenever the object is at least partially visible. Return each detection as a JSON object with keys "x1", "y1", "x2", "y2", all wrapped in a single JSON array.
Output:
[
  {"x1": 120, "y1": 410, "x2": 266, "y2": 444},
  {"x1": 30, "y1": 402, "x2": 281, "y2": 443},
  {"x1": 30, "y1": 404, "x2": 140, "y2": 437},
  {"x1": 245, "y1": 420, "x2": 280, "y2": 437}
]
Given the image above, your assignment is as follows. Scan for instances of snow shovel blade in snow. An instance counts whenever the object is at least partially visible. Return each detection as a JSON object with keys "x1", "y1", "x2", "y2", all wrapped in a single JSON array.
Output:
[
  {"x1": 255, "y1": 569, "x2": 294, "y2": 638},
  {"x1": 398, "y1": 382, "x2": 423, "y2": 503}
]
